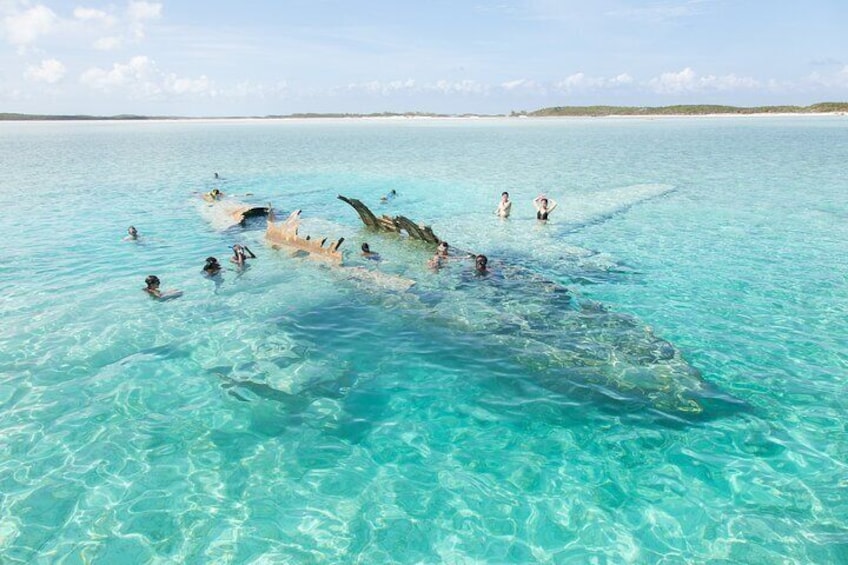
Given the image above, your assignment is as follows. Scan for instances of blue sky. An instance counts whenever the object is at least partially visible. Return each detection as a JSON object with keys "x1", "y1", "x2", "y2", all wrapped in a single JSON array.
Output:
[{"x1": 2, "y1": 0, "x2": 847, "y2": 116}]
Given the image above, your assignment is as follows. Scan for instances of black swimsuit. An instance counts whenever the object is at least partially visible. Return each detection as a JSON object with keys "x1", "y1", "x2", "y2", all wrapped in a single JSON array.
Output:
[{"x1": 537, "y1": 211, "x2": 549, "y2": 220}]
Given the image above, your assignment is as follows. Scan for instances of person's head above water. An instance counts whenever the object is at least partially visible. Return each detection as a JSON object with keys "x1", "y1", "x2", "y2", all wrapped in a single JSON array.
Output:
[
  {"x1": 145, "y1": 275, "x2": 160, "y2": 289},
  {"x1": 205, "y1": 256, "x2": 219, "y2": 265},
  {"x1": 501, "y1": 192, "x2": 509, "y2": 200},
  {"x1": 361, "y1": 243, "x2": 370, "y2": 253},
  {"x1": 127, "y1": 226, "x2": 138, "y2": 238},
  {"x1": 475, "y1": 254, "x2": 488, "y2": 272}
]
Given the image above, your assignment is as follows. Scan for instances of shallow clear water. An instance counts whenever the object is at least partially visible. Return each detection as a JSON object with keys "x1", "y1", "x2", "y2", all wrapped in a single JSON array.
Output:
[{"x1": 1, "y1": 117, "x2": 847, "y2": 563}]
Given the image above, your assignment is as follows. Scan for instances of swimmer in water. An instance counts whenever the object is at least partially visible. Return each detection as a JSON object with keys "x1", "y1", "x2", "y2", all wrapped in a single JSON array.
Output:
[
  {"x1": 495, "y1": 192, "x2": 512, "y2": 218},
  {"x1": 144, "y1": 275, "x2": 182, "y2": 300},
  {"x1": 125, "y1": 226, "x2": 139, "y2": 240},
  {"x1": 428, "y1": 240, "x2": 450, "y2": 270},
  {"x1": 230, "y1": 244, "x2": 256, "y2": 268},
  {"x1": 533, "y1": 195, "x2": 558, "y2": 221},
  {"x1": 207, "y1": 188, "x2": 224, "y2": 200},
  {"x1": 203, "y1": 257, "x2": 222, "y2": 276},
  {"x1": 427, "y1": 253, "x2": 444, "y2": 270},
  {"x1": 361, "y1": 243, "x2": 381, "y2": 261},
  {"x1": 144, "y1": 275, "x2": 161, "y2": 298},
  {"x1": 380, "y1": 189, "x2": 398, "y2": 202},
  {"x1": 475, "y1": 254, "x2": 489, "y2": 274}
]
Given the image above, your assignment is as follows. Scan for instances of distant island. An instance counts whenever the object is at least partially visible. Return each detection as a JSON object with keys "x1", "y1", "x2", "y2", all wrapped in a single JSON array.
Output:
[
  {"x1": 2, "y1": 103, "x2": 847, "y2": 121},
  {"x1": 520, "y1": 102, "x2": 848, "y2": 117}
]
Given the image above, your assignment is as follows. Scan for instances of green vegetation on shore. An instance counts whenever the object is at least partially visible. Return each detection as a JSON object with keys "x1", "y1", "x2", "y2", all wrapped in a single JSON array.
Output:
[
  {"x1": 0, "y1": 113, "x2": 159, "y2": 121},
  {"x1": 521, "y1": 102, "x2": 848, "y2": 117},
  {"x1": 2, "y1": 103, "x2": 847, "y2": 121}
]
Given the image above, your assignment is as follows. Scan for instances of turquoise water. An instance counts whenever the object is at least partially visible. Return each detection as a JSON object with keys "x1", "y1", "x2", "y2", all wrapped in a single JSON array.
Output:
[{"x1": 1, "y1": 117, "x2": 846, "y2": 563}]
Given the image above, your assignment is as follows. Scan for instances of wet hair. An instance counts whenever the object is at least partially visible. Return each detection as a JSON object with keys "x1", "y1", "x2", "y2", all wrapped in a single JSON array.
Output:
[
  {"x1": 145, "y1": 275, "x2": 160, "y2": 287},
  {"x1": 128, "y1": 226, "x2": 137, "y2": 235},
  {"x1": 205, "y1": 257, "x2": 218, "y2": 264},
  {"x1": 476, "y1": 254, "x2": 488, "y2": 266},
  {"x1": 361, "y1": 243, "x2": 370, "y2": 253},
  {"x1": 502, "y1": 192, "x2": 509, "y2": 197}
]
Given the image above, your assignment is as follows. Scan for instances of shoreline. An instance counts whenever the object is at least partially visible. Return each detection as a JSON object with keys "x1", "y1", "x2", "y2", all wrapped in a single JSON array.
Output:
[
  {"x1": 2, "y1": 111, "x2": 846, "y2": 124},
  {"x1": 0, "y1": 112, "x2": 848, "y2": 124}
]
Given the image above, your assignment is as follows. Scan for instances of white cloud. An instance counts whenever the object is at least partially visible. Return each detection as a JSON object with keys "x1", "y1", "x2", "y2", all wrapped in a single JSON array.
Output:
[
  {"x1": 165, "y1": 73, "x2": 211, "y2": 95},
  {"x1": 80, "y1": 55, "x2": 156, "y2": 91},
  {"x1": 610, "y1": 73, "x2": 634, "y2": 86},
  {"x1": 127, "y1": 1, "x2": 162, "y2": 40},
  {"x1": 2, "y1": 4, "x2": 57, "y2": 46},
  {"x1": 80, "y1": 55, "x2": 213, "y2": 98},
  {"x1": 647, "y1": 67, "x2": 759, "y2": 94},
  {"x1": 500, "y1": 79, "x2": 545, "y2": 94},
  {"x1": 73, "y1": 7, "x2": 116, "y2": 26},
  {"x1": 128, "y1": 1, "x2": 161, "y2": 21},
  {"x1": 807, "y1": 65, "x2": 848, "y2": 89},
  {"x1": 94, "y1": 36, "x2": 122, "y2": 50},
  {"x1": 24, "y1": 58, "x2": 66, "y2": 83},
  {"x1": 554, "y1": 72, "x2": 633, "y2": 92},
  {"x1": 222, "y1": 80, "x2": 291, "y2": 99},
  {"x1": 428, "y1": 80, "x2": 488, "y2": 95},
  {"x1": 345, "y1": 79, "x2": 416, "y2": 95}
]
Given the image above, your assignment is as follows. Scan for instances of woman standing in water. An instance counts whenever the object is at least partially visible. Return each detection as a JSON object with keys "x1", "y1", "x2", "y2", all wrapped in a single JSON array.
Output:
[{"x1": 533, "y1": 194, "x2": 557, "y2": 220}]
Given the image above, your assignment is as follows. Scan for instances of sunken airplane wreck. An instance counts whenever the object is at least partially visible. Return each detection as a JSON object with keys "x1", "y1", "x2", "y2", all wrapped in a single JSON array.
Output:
[
  {"x1": 251, "y1": 195, "x2": 730, "y2": 416},
  {"x1": 334, "y1": 196, "x2": 730, "y2": 416}
]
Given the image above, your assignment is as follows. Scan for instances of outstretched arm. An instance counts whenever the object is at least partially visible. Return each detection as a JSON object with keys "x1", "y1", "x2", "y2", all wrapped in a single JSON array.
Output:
[{"x1": 244, "y1": 246, "x2": 256, "y2": 258}]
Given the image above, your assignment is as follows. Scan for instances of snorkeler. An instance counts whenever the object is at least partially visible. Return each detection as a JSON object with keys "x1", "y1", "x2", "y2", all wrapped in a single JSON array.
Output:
[
  {"x1": 380, "y1": 189, "x2": 398, "y2": 202},
  {"x1": 427, "y1": 241, "x2": 451, "y2": 270},
  {"x1": 475, "y1": 254, "x2": 489, "y2": 274},
  {"x1": 533, "y1": 194, "x2": 558, "y2": 220},
  {"x1": 143, "y1": 275, "x2": 182, "y2": 300},
  {"x1": 203, "y1": 257, "x2": 222, "y2": 276},
  {"x1": 231, "y1": 244, "x2": 256, "y2": 268},
  {"x1": 361, "y1": 243, "x2": 381, "y2": 261},
  {"x1": 144, "y1": 275, "x2": 161, "y2": 297},
  {"x1": 125, "y1": 226, "x2": 139, "y2": 240},
  {"x1": 495, "y1": 192, "x2": 512, "y2": 218}
]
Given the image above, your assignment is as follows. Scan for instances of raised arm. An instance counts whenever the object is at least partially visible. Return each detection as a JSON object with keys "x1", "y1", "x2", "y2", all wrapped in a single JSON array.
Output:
[{"x1": 532, "y1": 195, "x2": 544, "y2": 211}]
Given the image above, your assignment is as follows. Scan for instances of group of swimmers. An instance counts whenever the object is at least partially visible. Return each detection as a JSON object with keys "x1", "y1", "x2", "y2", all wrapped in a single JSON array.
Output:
[
  {"x1": 495, "y1": 192, "x2": 558, "y2": 220},
  {"x1": 135, "y1": 184, "x2": 559, "y2": 299},
  {"x1": 425, "y1": 240, "x2": 489, "y2": 275},
  {"x1": 133, "y1": 222, "x2": 257, "y2": 299}
]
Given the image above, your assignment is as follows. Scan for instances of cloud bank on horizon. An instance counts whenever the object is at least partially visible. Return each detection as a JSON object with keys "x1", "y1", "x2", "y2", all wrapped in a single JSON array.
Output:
[{"x1": 1, "y1": 0, "x2": 847, "y2": 116}]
